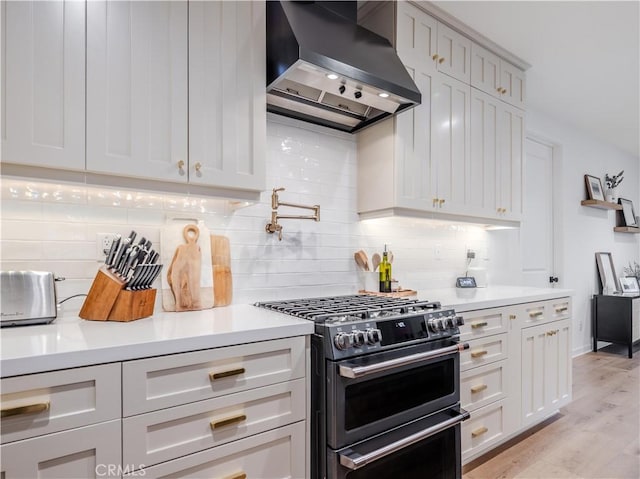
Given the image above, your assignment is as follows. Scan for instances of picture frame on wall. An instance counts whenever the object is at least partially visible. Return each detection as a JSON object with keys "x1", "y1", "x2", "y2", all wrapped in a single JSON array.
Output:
[
  {"x1": 595, "y1": 252, "x2": 620, "y2": 294},
  {"x1": 585, "y1": 174, "x2": 605, "y2": 201},
  {"x1": 618, "y1": 198, "x2": 638, "y2": 227},
  {"x1": 619, "y1": 276, "x2": 640, "y2": 295}
]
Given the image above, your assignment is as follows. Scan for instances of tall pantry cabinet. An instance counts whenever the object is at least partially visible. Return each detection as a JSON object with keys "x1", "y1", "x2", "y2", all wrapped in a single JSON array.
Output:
[
  {"x1": 2, "y1": 1, "x2": 265, "y2": 195},
  {"x1": 357, "y1": 1, "x2": 525, "y2": 224}
]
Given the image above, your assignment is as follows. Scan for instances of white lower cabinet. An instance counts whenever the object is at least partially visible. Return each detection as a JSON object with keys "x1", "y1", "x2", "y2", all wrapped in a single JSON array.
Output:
[
  {"x1": 1, "y1": 336, "x2": 309, "y2": 478},
  {"x1": 462, "y1": 399, "x2": 506, "y2": 459},
  {"x1": 460, "y1": 297, "x2": 572, "y2": 464},
  {"x1": 136, "y1": 421, "x2": 306, "y2": 479},
  {"x1": 0, "y1": 418, "x2": 121, "y2": 479},
  {"x1": 123, "y1": 379, "x2": 306, "y2": 467},
  {"x1": 521, "y1": 319, "x2": 572, "y2": 426}
]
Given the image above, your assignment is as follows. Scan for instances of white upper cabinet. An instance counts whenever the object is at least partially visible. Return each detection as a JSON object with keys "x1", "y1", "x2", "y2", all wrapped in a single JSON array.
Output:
[
  {"x1": 469, "y1": 88, "x2": 524, "y2": 221},
  {"x1": 431, "y1": 72, "x2": 471, "y2": 214},
  {"x1": 436, "y1": 23, "x2": 472, "y2": 83},
  {"x1": 189, "y1": 1, "x2": 266, "y2": 191},
  {"x1": 397, "y1": 2, "x2": 471, "y2": 83},
  {"x1": 1, "y1": 0, "x2": 85, "y2": 170},
  {"x1": 86, "y1": 1, "x2": 189, "y2": 182},
  {"x1": 471, "y1": 43, "x2": 526, "y2": 109}
]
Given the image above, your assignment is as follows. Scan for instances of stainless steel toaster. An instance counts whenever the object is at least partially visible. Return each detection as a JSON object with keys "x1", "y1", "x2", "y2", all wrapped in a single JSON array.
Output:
[{"x1": 1, "y1": 271, "x2": 58, "y2": 326}]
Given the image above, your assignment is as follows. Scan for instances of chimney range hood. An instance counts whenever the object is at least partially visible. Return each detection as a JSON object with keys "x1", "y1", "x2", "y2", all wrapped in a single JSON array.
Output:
[{"x1": 266, "y1": 1, "x2": 421, "y2": 133}]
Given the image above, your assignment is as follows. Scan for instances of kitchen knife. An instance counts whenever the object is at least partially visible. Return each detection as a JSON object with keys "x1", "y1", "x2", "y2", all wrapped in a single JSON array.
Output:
[
  {"x1": 145, "y1": 264, "x2": 163, "y2": 289},
  {"x1": 105, "y1": 234, "x2": 121, "y2": 267},
  {"x1": 125, "y1": 264, "x2": 145, "y2": 290},
  {"x1": 132, "y1": 264, "x2": 154, "y2": 290}
]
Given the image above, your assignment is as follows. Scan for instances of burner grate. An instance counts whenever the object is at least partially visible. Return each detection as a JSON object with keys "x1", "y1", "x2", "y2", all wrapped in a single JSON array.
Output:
[{"x1": 255, "y1": 294, "x2": 441, "y2": 322}]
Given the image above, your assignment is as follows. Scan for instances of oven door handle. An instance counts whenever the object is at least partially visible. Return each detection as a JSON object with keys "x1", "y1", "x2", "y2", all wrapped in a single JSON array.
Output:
[
  {"x1": 339, "y1": 407, "x2": 470, "y2": 471},
  {"x1": 338, "y1": 342, "x2": 469, "y2": 379}
]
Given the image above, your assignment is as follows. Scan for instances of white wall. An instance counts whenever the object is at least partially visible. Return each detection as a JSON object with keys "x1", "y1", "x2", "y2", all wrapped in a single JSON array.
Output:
[
  {"x1": 525, "y1": 108, "x2": 640, "y2": 355},
  {"x1": 0, "y1": 115, "x2": 490, "y2": 316}
]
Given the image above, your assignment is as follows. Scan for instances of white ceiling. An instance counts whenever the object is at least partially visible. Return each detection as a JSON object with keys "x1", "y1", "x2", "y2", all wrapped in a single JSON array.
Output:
[{"x1": 428, "y1": 0, "x2": 640, "y2": 157}]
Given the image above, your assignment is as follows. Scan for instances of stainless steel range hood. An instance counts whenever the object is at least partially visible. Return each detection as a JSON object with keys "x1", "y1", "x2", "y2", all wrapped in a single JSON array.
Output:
[{"x1": 266, "y1": 1, "x2": 421, "y2": 133}]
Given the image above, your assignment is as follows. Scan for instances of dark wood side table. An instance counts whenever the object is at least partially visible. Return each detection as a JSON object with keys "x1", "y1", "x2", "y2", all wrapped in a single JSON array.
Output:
[{"x1": 592, "y1": 294, "x2": 640, "y2": 358}]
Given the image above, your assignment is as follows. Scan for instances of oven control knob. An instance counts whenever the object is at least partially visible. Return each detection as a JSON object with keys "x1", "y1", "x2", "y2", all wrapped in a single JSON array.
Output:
[
  {"x1": 334, "y1": 332, "x2": 351, "y2": 351},
  {"x1": 351, "y1": 330, "x2": 366, "y2": 348},
  {"x1": 445, "y1": 316, "x2": 457, "y2": 329},
  {"x1": 365, "y1": 328, "x2": 382, "y2": 345},
  {"x1": 455, "y1": 316, "x2": 464, "y2": 326},
  {"x1": 428, "y1": 318, "x2": 446, "y2": 332}
]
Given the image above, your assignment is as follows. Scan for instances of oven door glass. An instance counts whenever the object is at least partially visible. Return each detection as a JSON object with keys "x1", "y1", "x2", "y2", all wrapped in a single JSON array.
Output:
[
  {"x1": 328, "y1": 407, "x2": 466, "y2": 479},
  {"x1": 327, "y1": 340, "x2": 460, "y2": 448}
]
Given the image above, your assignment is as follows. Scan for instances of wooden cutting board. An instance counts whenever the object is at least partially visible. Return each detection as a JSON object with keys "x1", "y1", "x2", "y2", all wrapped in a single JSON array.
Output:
[
  {"x1": 211, "y1": 234, "x2": 232, "y2": 306},
  {"x1": 161, "y1": 220, "x2": 214, "y2": 312}
]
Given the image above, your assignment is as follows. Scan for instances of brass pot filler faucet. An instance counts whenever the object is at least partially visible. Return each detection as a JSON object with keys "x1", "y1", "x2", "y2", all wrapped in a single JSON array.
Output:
[{"x1": 265, "y1": 187, "x2": 320, "y2": 241}]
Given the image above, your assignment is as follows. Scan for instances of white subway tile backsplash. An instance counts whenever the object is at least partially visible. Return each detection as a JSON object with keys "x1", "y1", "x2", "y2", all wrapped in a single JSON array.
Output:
[{"x1": 0, "y1": 117, "x2": 491, "y2": 307}]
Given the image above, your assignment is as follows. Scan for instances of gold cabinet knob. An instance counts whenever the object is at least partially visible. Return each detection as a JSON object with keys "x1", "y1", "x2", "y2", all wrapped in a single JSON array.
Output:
[
  {"x1": 438, "y1": 57, "x2": 445, "y2": 64},
  {"x1": 501, "y1": 88, "x2": 508, "y2": 94},
  {"x1": 432, "y1": 54, "x2": 440, "y2": 61},
  {"x1": 177, "y1": 160, "x2": 185, "y2": 174},
  {"x1": 433, "y1": 198, "x2": 439, "y2": 207},
  {"x1": 195, "y1": 162, "x2": 202, "y2": 172},
  {"x1": 509, "y1": 314, "x2": 517, "y2": 320},
  {"x1": 439, "y1": 199, "x2": 445, "y2": 206}
]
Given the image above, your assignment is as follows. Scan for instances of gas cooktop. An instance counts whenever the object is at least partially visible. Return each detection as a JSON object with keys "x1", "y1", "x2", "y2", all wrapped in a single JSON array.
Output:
[{"x1": 254, "y1": 294, "x2": 441, "y2": 323}]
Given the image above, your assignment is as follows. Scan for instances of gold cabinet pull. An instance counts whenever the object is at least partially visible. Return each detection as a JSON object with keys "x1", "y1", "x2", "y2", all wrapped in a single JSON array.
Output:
[
  {"x1": 439, "y1": 199, "x2": 445, "y2": 205},
  {"x1": 529, "y1": 311, "x2": 544, "y2": 318},
  {"x1": 432, "y1": 54, "x2": 440, "y2": 61},
  {"x1": 555, "y1": 306, "x2": 568, "y2": 313},
  {"x1": 509, "y1": 314, "x2": 516, "y2": 320},
  {"x1": 222, "y1": 473, "x2": 247, "y2": 479},
  {"x1": 501, "y1": 88, "x2": 508, "y2": 94},
  {"x1": 438, "y1": 57, "x2": 445, "y2": 64},
  {"x1": 210, "y1": 414, "x2": 247, "y2": 430},
  {"x1": 471, "y1": 350, "x2": 488, "y2": 358},
  {"x1": 472, "y1": 426, "x2": 488, "y2": 438},
  {"x1": 471, "y1": 384, "x2": 488, "y2": 394},
  {"x1": 194, "y1": 162, "x2": 202, "y2": 172},
  {"x1": 210, "y1": 368, "x2": 245, "y2": 381},
  {"x1": 1, "y1": 402, "x2": 50, "y2": 418},
  {"x1": 433, "y1": 197, "x2": 439, "y2": 207},
  {"x1": 177, "y1": 160, "x2": 185, "y2": 173},
  {"x1": 471, "y1": 321, "x2": 488, "y2": 329}
]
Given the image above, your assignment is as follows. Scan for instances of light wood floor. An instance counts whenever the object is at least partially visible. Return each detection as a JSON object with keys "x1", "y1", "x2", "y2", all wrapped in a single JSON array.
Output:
[{"x1": 463, "y1": 344, "x2": 640, "y2": 479}]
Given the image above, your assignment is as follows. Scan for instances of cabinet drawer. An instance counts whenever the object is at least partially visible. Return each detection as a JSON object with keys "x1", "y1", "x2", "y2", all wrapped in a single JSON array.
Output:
[
  {"x1": 1, "y1": 363, "x2": 121, "y2": 444},
  {"x1": 548, "y1": 297, "x2": 571, "y2": 322},
  {"x1": 123, "y1": 337, "x2": 305, "y2": 416},
  {"x1": 462, "y1": 399, "x2": 506, "y2": 462},
  {"x1": 460, "y1": 361, "x2": 506, "y2": 412},
  {"x1": 0, "y1": 419, "x2": 121, "y2": 479},
  {"x1": 136, "y1": 421, "x2": 306, "y2": 479},
  {"x1": 460, "y1": 334, "x2": 508, "y2": 371},
  {"x1": 123, "y1": 378, "x2": 306, "y2": 467},
  {"x1": 458, "y1": 308, "x2": 508, "y2": 341},
  {"x1": 521, "y1": 300, "x2": 555, "y2": 327}
]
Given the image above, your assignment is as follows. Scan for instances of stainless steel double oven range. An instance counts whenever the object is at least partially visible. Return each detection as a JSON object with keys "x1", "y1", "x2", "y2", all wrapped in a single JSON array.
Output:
[{"x1": 255, "y1": 295, "x2": 470, "y2": 479}]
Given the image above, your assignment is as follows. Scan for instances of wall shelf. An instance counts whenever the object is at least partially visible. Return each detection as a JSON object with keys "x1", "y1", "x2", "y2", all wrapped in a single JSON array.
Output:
[
  {"x1": 581, "y1": 199, "x2": 622, "y2": 210},
  {"x1": 613, "y1": 226, "x2": 640, "y2": 234}
]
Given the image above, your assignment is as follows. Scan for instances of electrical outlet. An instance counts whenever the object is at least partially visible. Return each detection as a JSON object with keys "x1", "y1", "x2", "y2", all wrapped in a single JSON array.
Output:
[
  {"x1": 96, "y1": 233, "x2": 115, "y2": 262},
  {"x1": 467, "y1": 249, "x2": 476, "y2": 259}
]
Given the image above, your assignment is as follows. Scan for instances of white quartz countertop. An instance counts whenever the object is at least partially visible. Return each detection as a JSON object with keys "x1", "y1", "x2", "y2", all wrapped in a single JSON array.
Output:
[
  {"x1": 416, "y1": 285, "x2": 573, "y2": 312},
  {"x1": 1, "y1": 286, "x2": 573, "y2": 378},
  {"x1": 0, "y1": 304, "x2": 314, "y2": 377}
]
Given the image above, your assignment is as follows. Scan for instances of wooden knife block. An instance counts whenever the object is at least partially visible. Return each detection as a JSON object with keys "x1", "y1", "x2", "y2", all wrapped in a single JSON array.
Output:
[{"x1": 79, "y1": 268, "x2": 156, "y2": 322}]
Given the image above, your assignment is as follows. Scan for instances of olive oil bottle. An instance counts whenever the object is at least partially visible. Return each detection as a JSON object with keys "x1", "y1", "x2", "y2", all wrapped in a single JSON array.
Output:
[{"x1": 379, "y1": 244, "x2": 392, "y2": 293}]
